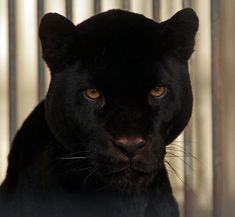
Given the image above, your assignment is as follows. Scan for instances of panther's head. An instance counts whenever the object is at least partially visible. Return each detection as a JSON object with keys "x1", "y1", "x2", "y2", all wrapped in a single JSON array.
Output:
[{"x1": 39, "y1": 9, "x2": 198, "y2": 192}]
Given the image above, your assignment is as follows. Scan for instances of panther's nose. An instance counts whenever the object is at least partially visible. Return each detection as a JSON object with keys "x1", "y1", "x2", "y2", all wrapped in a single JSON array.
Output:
[{"x1": 113, "y1": 136, "x2": 146, "y2": 158}]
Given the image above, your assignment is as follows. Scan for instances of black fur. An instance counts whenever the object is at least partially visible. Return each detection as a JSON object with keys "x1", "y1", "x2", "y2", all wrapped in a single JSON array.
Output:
[{"x1": 0, "y1": 9, "x2": 198, "y2": 217}]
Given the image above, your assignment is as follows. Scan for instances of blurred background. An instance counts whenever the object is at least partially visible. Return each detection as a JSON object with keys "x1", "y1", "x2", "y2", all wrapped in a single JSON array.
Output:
[{"x1": 0, "y1": 0, "x2": 234, "y2": 217}]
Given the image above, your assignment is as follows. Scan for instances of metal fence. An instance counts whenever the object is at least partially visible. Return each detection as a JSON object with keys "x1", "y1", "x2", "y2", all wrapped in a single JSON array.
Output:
[{"x1": 0, "y1": 0, "x2": 231, "y2": 217}]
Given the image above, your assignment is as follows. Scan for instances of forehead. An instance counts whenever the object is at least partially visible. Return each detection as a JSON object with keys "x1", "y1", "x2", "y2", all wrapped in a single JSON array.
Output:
[
  {"x1": 76, "y1": 57, "x2": 173, "y2": 96},
  {"x1": 74, "y1": 10, "x2": 175, "y2": 93},
  {"x1": 76, "y1": 10, "x2": 162, "y2": 72}
]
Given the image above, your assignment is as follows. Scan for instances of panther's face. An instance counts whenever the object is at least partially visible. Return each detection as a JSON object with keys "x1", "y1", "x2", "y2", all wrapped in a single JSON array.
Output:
[{"x1": 39, "y1": 9, "x2": 198, "y2": 192}]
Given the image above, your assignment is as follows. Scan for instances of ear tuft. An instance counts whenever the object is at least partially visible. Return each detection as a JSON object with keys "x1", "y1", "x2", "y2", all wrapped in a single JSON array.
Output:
[
  {"x1": 161, "y1": 8, "x2": 199, "y2": 60},
  {"x1": 39, "y1": 13, "x2": 77, "y2": 73}
]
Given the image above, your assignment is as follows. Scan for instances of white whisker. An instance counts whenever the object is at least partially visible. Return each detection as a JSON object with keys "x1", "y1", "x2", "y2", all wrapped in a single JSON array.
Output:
[{"x1": 59, "y1": 157, "x2": 88, "y2": 160}]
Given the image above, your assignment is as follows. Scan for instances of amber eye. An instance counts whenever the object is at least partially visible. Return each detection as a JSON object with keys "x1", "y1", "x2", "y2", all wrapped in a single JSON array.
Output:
[
  {"x1": 84, "y1": 88, "x2": 102, "y2": 100},
  {"x1": 150, "y1": 86, "x2": 167, "y2": 98}
]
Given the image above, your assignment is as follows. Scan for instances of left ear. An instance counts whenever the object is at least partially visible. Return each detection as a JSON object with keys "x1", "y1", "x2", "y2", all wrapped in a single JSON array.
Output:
[
  {"x1": 160, "y1": 8, "x2": 199, "y2": 60},
  {"x1": 39, "y1": 13, "x2": 78, "y2": 73}
]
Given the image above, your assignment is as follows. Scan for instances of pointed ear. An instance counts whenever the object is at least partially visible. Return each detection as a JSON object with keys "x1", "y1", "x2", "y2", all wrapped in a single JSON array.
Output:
[
  {"x1": 39, "y1": 13, "x2": 77, "y2": 73},
  {"x1": 160, "y1": 8, "x2": 199, "y2": 60}
]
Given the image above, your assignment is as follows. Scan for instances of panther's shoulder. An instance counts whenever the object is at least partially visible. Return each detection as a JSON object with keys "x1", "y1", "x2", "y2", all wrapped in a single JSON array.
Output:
[{"x1": 2, "y1": 100, "x2": 54, "y2": 191}]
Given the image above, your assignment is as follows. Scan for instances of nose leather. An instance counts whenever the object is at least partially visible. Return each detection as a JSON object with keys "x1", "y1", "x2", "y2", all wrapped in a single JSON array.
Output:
[{"x1": 113, "y1": 136, "x2": 146, "y2": 157}]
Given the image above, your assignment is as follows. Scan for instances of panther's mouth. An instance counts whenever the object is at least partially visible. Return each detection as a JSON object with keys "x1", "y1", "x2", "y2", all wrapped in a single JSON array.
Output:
[
  {"x1": 110, "y1": 166, "x2": 148, "y2": 175},
  {"x1": 92, "y1": 139, "x2": 159, "y2": 192},
  {"x1": 110, "y1": 161, "x2": 150, "y2": 175},
  {"x1": 102, "y1": 167, "x2": 155, "y2": 193},
  {"x1": 111, "y1": 168, "x2": 150, "y2": 179}
]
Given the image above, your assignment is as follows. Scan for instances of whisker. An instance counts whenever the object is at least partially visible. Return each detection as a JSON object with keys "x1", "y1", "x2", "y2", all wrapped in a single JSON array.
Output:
[
  {"x1": 83, "y1": 168, "x2": 97, "y2": 187},
  {"x1": 172, "y1": 140, "x2": 194, "y2": 144},
  {"x1": 166, "y1": 147, "x2": 190, "y2": 156},
  {"x1": 59, "y1": 157, "x2": 88, "y2": 160},
  {"x1": 63, "y1": 150, "x2": 90, "y2": 157},
  {"x1": 167, "y1": 144, "x2": 185, "y2": 149},
  {"x1": 166, "y1": 152, "x2": 193, "y2": 170},
  {"x1": 164, "y1": 160, "x2": 184, "y2": 184},
  {"x1": 72, "y1": 167, "x2": 92, "y2": 172},
  {"x1": 166, "y1": 146, "x2": 199, "y2": 161},
  {"x1": 97, "y1": 182, "x2": 112, "y2": 192},
  {"x1": 166, "y1": 152, "x2": 184, "y2": 158}
]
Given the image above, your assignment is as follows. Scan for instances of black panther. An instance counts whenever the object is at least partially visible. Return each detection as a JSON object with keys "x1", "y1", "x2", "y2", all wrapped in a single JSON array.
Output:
[{"x1": 0, "y1": 8, "x2": 198, "y2": 217}]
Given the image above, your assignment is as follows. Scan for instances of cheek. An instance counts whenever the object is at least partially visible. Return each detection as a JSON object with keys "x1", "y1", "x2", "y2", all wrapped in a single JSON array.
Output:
[
  {"x1": 69, "y1": 102, "x2": 98, "y2": 129},
  {"x1": 151, "y1": 97, "x2": 179, "y2": 139}
]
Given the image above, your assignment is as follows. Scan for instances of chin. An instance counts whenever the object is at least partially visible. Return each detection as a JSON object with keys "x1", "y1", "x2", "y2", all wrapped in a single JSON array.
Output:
[{"x1": 99, "y1": 168, "x2": 156, "y2": 193}]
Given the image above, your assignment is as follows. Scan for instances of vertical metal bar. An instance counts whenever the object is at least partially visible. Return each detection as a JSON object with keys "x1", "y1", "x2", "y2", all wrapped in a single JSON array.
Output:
[
  {"x1": 182, "y1": 0, "x2": 192, "y2": 8},
  {"x1": 37, "y1": 0, "x2": 46, "y2": 101},
  {"x1": 94, "y1": 0, "x2": 101, "y2": 14},
  {"x1": 66, "y1": 0, "x2": 73, "y2": 20},
  {"x1": 122, "y1": 0, "x2": 130, "y2": 10},
  {"x1": 211, "y1": 1, "x2": 223, "y2": 217},
  {"x1": 8, "y1": 0, "x2": 17, "y2": 144},
  {"x1": 182, "y1": 1, "x2": 193, "y2": 217},
  {"x1": 152, "y1": 0, "x2": 160, "y2": 21},
  {"x1": 183, "y1": 122, "x2": 193, "y2": 217}
]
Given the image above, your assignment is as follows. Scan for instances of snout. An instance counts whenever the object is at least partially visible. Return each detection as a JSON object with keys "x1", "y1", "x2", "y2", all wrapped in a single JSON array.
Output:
[
  {"x1": 112, "y1": 136, "x2": 146, "y2": 158},
  {"x1": 94, "y1": 135, "x2": 158, "y2": 192}
]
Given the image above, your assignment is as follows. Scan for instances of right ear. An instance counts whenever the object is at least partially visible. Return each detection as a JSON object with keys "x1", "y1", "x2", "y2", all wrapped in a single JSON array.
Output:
[
  {"x1": 39, "y1": 13, "x2": 77, "y2": 73},
  {"x1": 160, "y1": 8, "x2": 199, "y2": 60}
]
